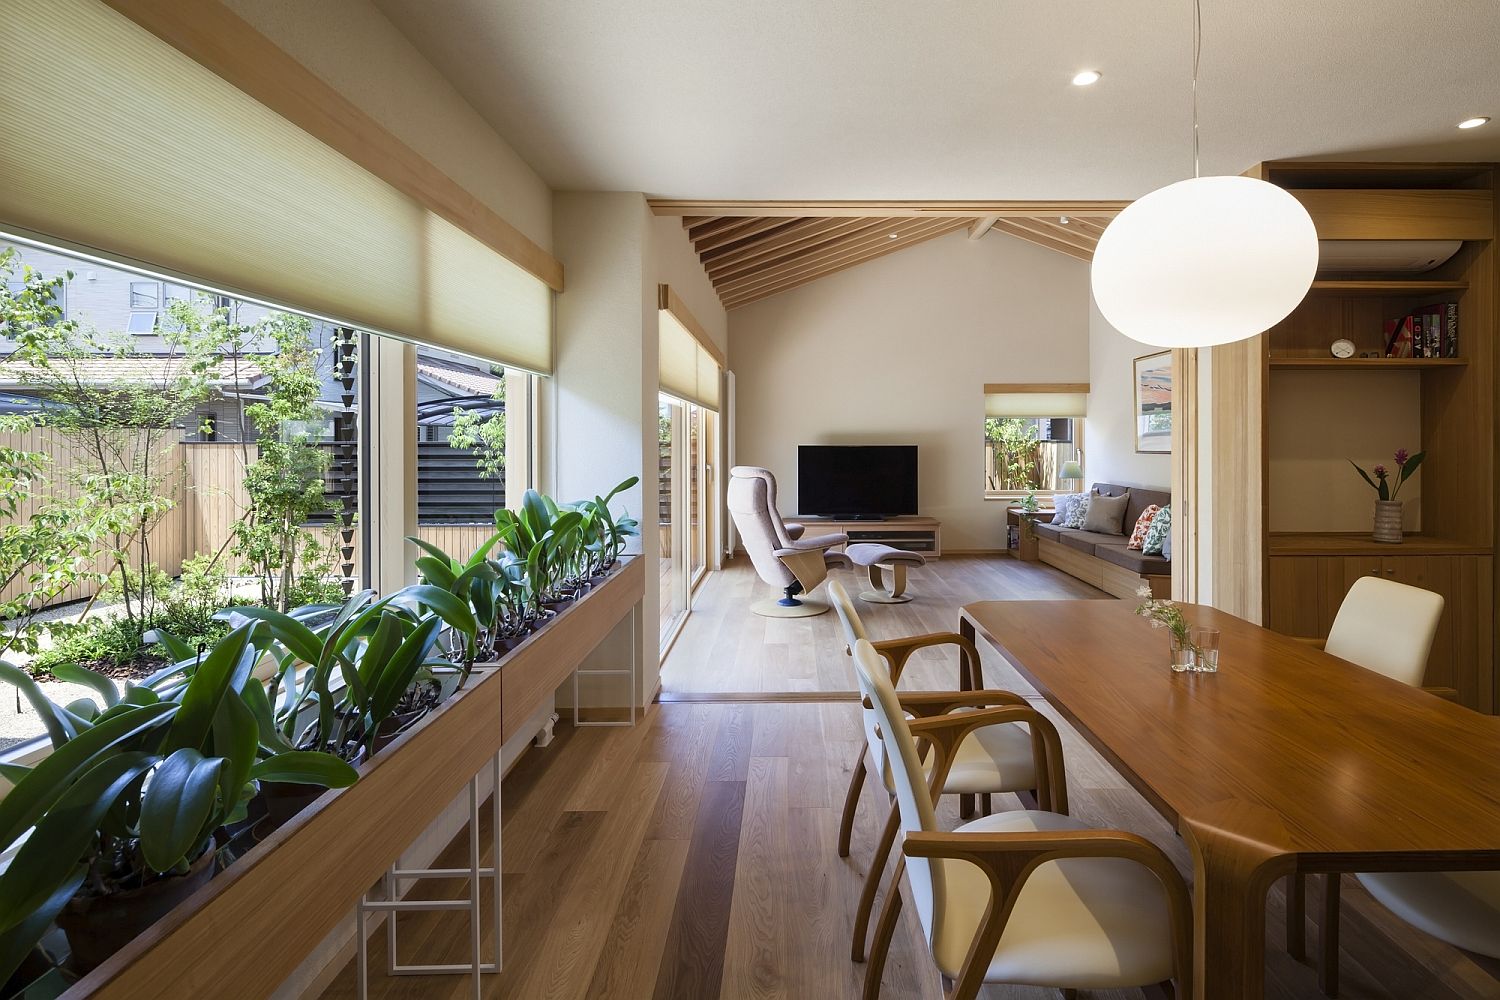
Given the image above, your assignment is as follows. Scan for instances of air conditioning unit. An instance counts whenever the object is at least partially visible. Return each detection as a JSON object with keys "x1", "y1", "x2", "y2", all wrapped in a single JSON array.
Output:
[{"x1": 1318, "y1": 240, "x2": 1462, "y2": 273}]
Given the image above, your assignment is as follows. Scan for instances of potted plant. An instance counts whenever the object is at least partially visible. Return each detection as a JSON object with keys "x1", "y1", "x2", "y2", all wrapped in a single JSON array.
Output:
[
  {"x1": 0, "y1": 623, "x2": 357, "y2": 981},
  {"x1": 1349, "y1": 448, "x2": 1424, "y2": 544}
]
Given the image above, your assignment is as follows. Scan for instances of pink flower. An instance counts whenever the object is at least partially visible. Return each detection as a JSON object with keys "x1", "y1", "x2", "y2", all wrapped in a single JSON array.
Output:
[
  {"x1": 1374, "y1": 465, "x2": 1388, "y2": 478},
  {"x1": 1394, "y1": 448, "x2": 1410, "y2": 465}
]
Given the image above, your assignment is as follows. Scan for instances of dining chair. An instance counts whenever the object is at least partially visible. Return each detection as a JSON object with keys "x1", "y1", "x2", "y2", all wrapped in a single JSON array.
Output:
[
  {"x1": 1287, "y1": 575, "x2": 1446, "y2": 994},
  {"x1": 850, "y1": 638, "x2": 1192, "y2": 1000},
  {"x1": 827, "y1": 580, "x2": 1047, "y2": 962}
]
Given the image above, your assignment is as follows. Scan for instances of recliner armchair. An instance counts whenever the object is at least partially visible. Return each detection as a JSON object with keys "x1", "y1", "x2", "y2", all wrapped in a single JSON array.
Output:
[{"x1": 727, "y1": 466, "x2": 849, "y2": 617}]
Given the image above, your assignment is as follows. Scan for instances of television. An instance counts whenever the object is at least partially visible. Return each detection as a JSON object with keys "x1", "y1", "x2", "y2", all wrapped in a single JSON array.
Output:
[{"x1": 797, "y1": 445, "x2": 918, "y2": 519}]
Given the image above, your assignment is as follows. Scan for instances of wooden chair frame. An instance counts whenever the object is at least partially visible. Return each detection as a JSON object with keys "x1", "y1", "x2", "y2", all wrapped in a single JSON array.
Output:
[{"x1": 861, "y1": 710, "x2": 1191, "y2": 1000}]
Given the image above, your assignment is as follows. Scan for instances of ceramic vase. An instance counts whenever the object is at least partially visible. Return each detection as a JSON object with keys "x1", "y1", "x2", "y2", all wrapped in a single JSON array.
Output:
[{"x1": 1373, "y1": 500, "x2": 1403, "y2": 544}]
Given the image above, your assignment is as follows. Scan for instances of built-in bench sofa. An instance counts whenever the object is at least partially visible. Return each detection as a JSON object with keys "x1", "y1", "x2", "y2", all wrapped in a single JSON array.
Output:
[{"x1": 1031, "y1": 482, "x2": 1171, "y2": 599}]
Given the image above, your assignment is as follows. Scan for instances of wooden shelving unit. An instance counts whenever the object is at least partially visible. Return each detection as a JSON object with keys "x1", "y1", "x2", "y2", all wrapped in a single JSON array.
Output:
[{"x1": 1257, "y1": 161, "x2": 1497, "y2": 712}]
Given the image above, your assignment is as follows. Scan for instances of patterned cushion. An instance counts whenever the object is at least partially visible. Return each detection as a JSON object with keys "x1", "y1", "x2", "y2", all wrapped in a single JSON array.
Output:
[
  {"x1": 1049, "y1": 493, "x2": 1082, "y2": 525},
  {"x1": 1141, "y1": 504, "x2": 1172, "y2": 555},
  {"x1": 1063, "y1": 493, "x2": 1092, "y2": 529},
  {"x1": 1127, "y1": 504, "x2": 1162, "y2": 550}
]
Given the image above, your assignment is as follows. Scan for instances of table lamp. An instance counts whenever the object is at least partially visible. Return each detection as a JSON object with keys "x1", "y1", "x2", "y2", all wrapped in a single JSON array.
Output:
[{"x1": 1060, "y1": 460, "x2": 1084, "y2": 493}]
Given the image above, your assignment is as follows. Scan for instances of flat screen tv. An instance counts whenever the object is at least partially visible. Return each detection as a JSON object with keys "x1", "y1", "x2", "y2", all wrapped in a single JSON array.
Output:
[{"x1": 798, "y1": 445, "x2": 918, "y2": 519}]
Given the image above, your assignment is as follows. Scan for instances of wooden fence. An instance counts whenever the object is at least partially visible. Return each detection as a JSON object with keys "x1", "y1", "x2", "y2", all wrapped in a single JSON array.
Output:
[{"x1": 1, "y1": 431, "x2": 500, "y2": 610}]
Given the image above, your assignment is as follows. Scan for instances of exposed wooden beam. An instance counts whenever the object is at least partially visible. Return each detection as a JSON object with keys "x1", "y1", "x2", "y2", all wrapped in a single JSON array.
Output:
[
  {"x1": 704, "y1": 217, "x2": 860, "y2": 267},
  {"x1": 681, "y1": 216, "x2": 715, "y2": 229},
  {"x1": 687, "y1": 216, "x2": 759, "y2": 242},
  {"x1": 717, "y1": 218, "x2": 957, "y2": 300},
  {"x1": 968, "y1": 215, "x2": 999, "y2": 241},
  {"x1": 989, "y1": 220, "x2": 1094, "y2": 261},
  {"x1": 707, "y1": 219, "x2": 892, "y2": 279},
  {"x1": 1002, "y1": 217, "x2": 1099, "y2": 254},
  {"x1": 723, "y1": 221, "x2": 967, "y2": 308},
  {"x1": 693, "y1": 216, "x2": 802, "y2": 254},
  {"x1": 713, "y1": 219, "x2": 939, "y2": 298},
  {"x1": 650, "y1": 199, "x2": 1130, "y2": 219}
]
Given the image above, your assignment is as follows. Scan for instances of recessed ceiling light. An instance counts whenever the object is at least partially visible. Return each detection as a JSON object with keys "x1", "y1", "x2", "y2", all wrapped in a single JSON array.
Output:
[
  {"x1": 888, "y1": 233, "x2": 899, "y2": 239},
  {"x1": 1072, "y1": 70, "x2": 1102, "y2": 87},
  {"x1": 1059, "y1": 216, "x2": 1071, "y2": 224},
  {"x1": 1458, "y1": 116, "x2": 1490, "y2": 129}
]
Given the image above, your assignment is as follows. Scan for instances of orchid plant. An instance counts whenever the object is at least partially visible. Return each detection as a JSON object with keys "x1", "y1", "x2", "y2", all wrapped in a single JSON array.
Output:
[{"x1": 1350, "y1": 448, "x2": 1425, "y2": 502}]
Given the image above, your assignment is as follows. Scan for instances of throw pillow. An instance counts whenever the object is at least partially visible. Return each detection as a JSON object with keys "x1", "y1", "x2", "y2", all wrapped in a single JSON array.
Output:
[
  {"x1": 1063, "y1": 493, "x2": 1091, "y2": 529},
  {"x1": 1049, "y1": 493, "x2": 1081, "y2": 525},
  {"x1": 1081, "y1": 490, "x2": 1131, "y2": 534},
  {"x1": 1162, "y1": 522, "x2": 1173, "y2": 561},
  {"x1": 1127, "y1": 504, "x2": 1162, "y2": 550},
  {"x1": 1142, "y1": 504, "x2": 1172, "y2": 555}
]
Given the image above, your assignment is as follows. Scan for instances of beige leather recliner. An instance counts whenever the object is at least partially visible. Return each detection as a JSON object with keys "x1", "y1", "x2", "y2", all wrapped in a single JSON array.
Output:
[{"x1": 726, "y1": 466, "x2": 849, "y2": 617}]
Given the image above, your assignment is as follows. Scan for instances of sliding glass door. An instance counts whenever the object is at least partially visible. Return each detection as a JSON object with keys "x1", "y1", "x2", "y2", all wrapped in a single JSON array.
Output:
[{"x1": 660, "y1": 396, "x2": 719, "y2": 651}]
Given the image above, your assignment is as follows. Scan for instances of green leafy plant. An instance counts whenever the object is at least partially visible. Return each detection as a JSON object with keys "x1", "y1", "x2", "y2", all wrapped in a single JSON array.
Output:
[
  {"x1": 985, "y1": 417, "x2": 1041, "y2": 492},
  {"x1": 0, "y1": 623, "x2": 357, "y2": 982},
  {"x1": 1349, "y1": 447, "x2": 1425, "y2": 502},
  {"x1": 447, "y1": 372, "x2": 506, "y2": 481}
]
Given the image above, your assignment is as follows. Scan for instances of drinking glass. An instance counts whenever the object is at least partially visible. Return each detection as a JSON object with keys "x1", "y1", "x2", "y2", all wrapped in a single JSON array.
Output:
[
  {"x1": 1169, "y1": 635, "x2": 1195, "y2": 672},
  {"x1": 1189, "y1": 626, "x2": 1221, "y2": 673}
]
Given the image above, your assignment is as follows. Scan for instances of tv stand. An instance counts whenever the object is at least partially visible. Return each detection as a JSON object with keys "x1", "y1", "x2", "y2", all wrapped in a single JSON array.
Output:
[{"x1": 790, "y1": 515, "x2": 941, "y2": 557}]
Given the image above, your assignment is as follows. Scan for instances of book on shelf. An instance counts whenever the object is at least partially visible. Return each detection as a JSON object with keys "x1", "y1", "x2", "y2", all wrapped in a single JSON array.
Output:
[{"x1": 1384, "y1": 304, "x2": 1458, "y2": 359}]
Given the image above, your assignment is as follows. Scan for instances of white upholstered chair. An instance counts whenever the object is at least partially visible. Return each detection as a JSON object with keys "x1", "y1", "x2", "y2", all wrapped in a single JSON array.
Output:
[
  {"x1": 726, "y1": 466, "x2": 849, "y2": 617},
  {"x1": 827, "y1": 581, "x2": 1046, "y2": 961},
  {"x1": 850, "y1": 638, "x2": 1191, "y2": 999},
  {"x1": 1290, "y1": 576, "x2": 1464, "y2": 995}
]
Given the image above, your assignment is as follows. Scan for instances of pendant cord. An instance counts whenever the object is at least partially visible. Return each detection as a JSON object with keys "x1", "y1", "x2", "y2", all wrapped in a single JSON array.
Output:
[{"x1": 1192, "y1": 0, "x2": 1202, "y2": 178}]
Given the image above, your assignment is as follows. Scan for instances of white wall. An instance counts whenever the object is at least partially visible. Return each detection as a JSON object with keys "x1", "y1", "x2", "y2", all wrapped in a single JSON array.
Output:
[
  {"x1": 729, "y1": 230, "x2": 1089, "y2": 552},
  {"x1": 222, "y1": 0, "x2": 552, "y2": 251},
  {"x1": 649, "y1": 214, "x2": 728, "y2": 353},
  {"x1": 1084, "y1": 296, "x2": 1173, "y2": 490}
]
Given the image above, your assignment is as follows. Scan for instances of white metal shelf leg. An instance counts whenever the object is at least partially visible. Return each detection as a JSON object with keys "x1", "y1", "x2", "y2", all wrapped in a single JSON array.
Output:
[
  {"x1": 572, "y1": 607, "x2": 639, "y2": 728},
  {"x1": 356, "y1": 751, "x2": 502, "y2": 998}
]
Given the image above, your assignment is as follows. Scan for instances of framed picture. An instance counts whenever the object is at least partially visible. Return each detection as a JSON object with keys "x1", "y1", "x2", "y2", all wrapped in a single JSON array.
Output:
[{"x1": 1133, "y1": 351, "x2": 1172, "y2": 453}]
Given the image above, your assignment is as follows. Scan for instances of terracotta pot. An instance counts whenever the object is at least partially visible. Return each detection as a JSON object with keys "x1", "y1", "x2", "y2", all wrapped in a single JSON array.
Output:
[
  {"x1": 1373, "y1": 499, "x2": 1404, "y2": 544},
  {"x1": 57, "y1": 848, "x2": 217, "y2": 975}
]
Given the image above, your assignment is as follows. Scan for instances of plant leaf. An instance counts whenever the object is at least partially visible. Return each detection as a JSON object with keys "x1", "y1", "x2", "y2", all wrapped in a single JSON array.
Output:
[
  {"x1": 250, "y1": 750, "x2": 358, "y2": 788},
  {"x1": 0, "y1": 660, "x2": 78, "y2": 748},
  {"x1": 414, "y1": 556, "x2": 458, "y2": 590},
  {"x1": 143, "y1": 627, "x2": 197, "y2": 664},
  {"x1": 139, "y1": 748, "x2": 224, "y2": 873},
  {"x1": 368, "y1": 616, "x2": 444, "y2": 726},
  {"x1": 52, "y1": 662, "x2": 121, "y2": 708},
  {"x1": 1348, "y1": 460, "x2": 1379, "y2": 492},
  {"x1": 223, "y1": 607, "x2": 322, "y2": 666},
  {"x1": 240, "y1": 680, "x2": 295, "y2": 754},
  {"x1": 164, "y1": 623, "x2": 257, "y2": 754},
  {"x1": 0, "y1": 863, "x2": 86, "y2": 986},
  {"x1": 0, "y1": 751, "x2": 156, "y2": 934},
  {"x1": 390, "y1": 584, "x2": 478, "y2": 638}
]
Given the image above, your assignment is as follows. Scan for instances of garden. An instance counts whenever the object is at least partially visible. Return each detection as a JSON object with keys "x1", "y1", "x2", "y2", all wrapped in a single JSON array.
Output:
[{"x1": 0, "y1": 248, "x2": 642, "y2": 990}]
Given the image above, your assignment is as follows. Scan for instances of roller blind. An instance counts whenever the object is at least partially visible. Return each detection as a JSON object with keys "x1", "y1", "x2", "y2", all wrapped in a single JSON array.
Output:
[
  {"x1": 659, "y1": 310, "x2": 721, "y2": 411},
  {"x1": 0, "y1": 0, "x2": 553, "y2": 374},
  {"x1": 984, "y1": 390, "x2": 1088, "y2": 418}
]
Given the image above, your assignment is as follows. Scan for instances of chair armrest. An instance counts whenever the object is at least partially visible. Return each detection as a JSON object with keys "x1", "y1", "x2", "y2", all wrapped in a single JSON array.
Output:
[
  {"x1": 1424, "y1": 686, "x2": 1461, "y2": 703},
  {"x1": 1287, "y1": 636, "x2": 1326, "y2": 650},
  {"x1": 789, "y1": 533, "x2": 848, "y2": 550},
  {"x1": 871, "y1": 632, "x2": 980, "y2": 687},
  {"x1": 901, "y1": 828, "x2": 1192, "y2": 996},
  {"x1": 894, "y1": 689, "x2": 1030, "y2": 718},
  {"x1": 905, "y1": 704, "x2": 1069, "y2": 813},
  {"x1": 784, "y1": 522, "x2": 806, "y2": 540}
]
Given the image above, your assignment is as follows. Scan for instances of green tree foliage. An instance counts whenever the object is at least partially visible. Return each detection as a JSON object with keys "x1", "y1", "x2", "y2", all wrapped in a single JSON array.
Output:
[
  {"x1": 984, "y1": 417, "x2": 1041, "y2": 491},
  {"x1": 447, "y1": 372, "x2": 506, "y2": 481}
]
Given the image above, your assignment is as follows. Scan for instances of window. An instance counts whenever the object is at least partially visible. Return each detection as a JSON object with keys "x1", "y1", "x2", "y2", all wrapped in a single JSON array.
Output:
[
  {"x1": 125, "y1": 311, "x2": 157, "y2": 333},
  {"x1": 982, "y1": 384, "x2": 1088, "y2": 497},
  {"x1": 128, "y1": 280, "x2": 159, "y2": 308},
  {"x1": 984, "y1": 417, "x2": 1083, "y2": 495}
]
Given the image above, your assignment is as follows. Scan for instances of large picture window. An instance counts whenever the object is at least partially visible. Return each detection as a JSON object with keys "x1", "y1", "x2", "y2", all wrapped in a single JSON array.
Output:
[{"x1": 982, "y1": 384, "x2": 1088, "y2": 497}]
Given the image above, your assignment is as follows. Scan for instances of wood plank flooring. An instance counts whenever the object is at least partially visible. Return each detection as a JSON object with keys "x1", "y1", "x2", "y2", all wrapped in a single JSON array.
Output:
[
  {"x1": 322, "y1": 556, "x2": 1498, "y2": 999},
  {"x1": 662, "y1": 554, "x2": 1106, "y2": 694}
]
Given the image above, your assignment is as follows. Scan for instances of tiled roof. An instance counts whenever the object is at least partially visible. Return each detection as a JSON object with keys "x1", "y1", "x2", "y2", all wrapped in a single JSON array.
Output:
[
  {"x1": 416, "y1": 358, "x2": 501, "y2": 397},
  {"x1": 0, "y1": 354, "x2": 264, "y2": 387}
]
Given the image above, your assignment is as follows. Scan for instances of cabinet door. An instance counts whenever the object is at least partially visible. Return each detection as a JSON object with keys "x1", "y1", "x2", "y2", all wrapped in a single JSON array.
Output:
[{"x1": 1380, "y1": 555, "x2": 1493, "y2": 711}]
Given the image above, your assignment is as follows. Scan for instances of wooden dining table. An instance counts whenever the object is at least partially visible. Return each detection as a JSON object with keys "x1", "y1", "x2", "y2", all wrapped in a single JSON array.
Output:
[{"x1": 958, "y1": 600, "x2": 1500, "y2": 1000}]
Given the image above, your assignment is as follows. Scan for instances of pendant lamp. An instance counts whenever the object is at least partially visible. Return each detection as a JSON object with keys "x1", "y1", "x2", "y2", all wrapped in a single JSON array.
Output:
[{"x1": 1090, "y1": 0, "x2": 1318, "y2": 349}]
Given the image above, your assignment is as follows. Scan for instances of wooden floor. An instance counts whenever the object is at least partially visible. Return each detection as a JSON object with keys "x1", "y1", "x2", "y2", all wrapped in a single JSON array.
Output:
[
  {"x1": 322, "y1": 556, "x2": 1497, "y2": 1000},
  {"x1": 662, "y1": 553, "x2": 1106, "y2": 694}
]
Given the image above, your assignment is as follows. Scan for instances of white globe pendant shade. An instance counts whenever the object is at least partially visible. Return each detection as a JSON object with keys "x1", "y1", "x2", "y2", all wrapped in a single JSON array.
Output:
[{"x1": 1091, "y1": 175, "x2": 1319, "y2": 348}]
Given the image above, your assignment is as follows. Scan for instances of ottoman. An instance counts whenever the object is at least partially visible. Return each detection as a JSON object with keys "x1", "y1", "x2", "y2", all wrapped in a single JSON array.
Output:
[{"x1": 843, "y1": 543, "x2": 927, "y2": 604}]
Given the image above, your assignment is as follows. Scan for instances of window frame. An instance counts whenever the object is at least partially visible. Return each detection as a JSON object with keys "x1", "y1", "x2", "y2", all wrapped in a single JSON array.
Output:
[{"x1": 128, "y1": 279, "x2": 160, "y2": 309}]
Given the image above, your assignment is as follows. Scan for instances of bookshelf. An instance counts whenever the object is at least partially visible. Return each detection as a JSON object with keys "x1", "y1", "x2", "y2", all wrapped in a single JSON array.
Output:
[{"x1": 1257, "y1": 162, "x2": 1497, "y2": 712}]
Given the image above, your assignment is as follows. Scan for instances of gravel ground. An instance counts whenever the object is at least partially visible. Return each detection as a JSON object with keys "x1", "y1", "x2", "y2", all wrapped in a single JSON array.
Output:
[{"x1": 1, "y1": 595, "x2": 121, "y2": 750}]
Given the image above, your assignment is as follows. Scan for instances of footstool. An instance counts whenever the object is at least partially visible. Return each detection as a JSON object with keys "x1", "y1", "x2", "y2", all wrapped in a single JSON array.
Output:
[{"x1": 844, "y1": 543, "x2": 927, "y2": 604}]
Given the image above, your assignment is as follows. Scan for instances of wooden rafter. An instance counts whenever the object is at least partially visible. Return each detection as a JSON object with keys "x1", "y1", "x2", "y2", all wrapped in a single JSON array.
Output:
[
  {"x1": 988, "y1": 219, "x2": 1094, "y2": 261},
  {"x1": 651, "y1": 199, "x2": 1128, "y2": 218}
]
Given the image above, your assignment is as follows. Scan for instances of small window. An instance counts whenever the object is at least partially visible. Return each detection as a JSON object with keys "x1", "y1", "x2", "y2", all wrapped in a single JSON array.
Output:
[
  {"x1": 126, "y1": 311, "x2": 157, "y2": 333},
  {"x1": 984, "y1": 416, "x2": 1083, "y2": 496},
  {"x1": 163, "y1": 282, "x2": 196, "y2": 305},
  {"x1": 129, "y1": 280, "x2": 160, "y2": 309}
]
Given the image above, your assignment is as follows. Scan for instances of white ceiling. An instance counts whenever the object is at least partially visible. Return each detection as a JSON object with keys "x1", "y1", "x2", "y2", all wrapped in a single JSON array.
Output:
[{"x1": 372, "y1": 0, "x2": 1500, "y2": 200}]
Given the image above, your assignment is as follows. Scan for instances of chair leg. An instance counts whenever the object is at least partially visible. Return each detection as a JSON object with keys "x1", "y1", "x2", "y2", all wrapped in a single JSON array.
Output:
[
  {"x1": 852, "y1": 804, "x2": 899, "y2": 962},
  {"x1": 1318, "y1": 873, "x2": 1341, "y2": 997},
  {"x1": 838, "y1": 752, "x2": 868, "y2": 859},
  {"x1": 862, "y1": 858, "x2": 905, "y2": 1000},
  {"x1": 1286, "y1": 873, "x2": 1306, "y2": 960}
]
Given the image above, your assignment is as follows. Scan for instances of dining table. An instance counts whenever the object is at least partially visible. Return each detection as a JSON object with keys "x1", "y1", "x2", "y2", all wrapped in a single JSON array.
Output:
[{"x1": 957, "y1": 599, "x2": 1500, "y2": 1000}]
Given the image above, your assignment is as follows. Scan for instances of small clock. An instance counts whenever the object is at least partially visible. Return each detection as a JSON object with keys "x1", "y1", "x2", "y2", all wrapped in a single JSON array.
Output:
[{"x1": 1330, "y1": 338, "x2": 1356, "y2": 359}]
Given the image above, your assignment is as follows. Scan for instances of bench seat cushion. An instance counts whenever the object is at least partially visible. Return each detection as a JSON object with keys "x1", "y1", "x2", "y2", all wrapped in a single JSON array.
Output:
[
  {"x1": 1095, "y1": 543, "x2": 1171, "y2": 576},
  {"x1": 1031, "y1": 522, "x2": 1065, "y2": 543},
  {"x1": 1058, "y1": 530, "x2": 1131, "y2": 556}
]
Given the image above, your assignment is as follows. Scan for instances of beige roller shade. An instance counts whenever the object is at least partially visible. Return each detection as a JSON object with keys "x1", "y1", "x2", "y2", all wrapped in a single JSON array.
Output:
[
  {"x1": 657, "y1": 285, "x2": 721, "y2": 410},
  {"x1": 0, "y1": 0, "x2": 552, "y2": 374},
  {"x1": 984, "y1": 383, "x2": 1089, "y2": 418}
]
